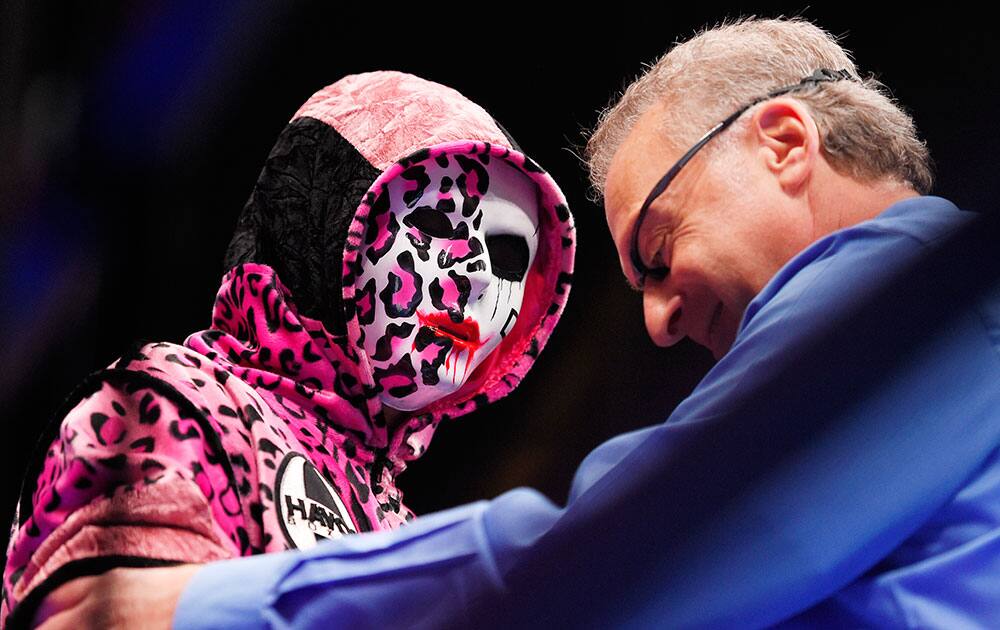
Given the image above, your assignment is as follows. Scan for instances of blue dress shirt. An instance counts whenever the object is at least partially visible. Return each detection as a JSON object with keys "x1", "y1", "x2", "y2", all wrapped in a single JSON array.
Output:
[{"x1": 174, "y1": 196, "x2": 1000, "y2": 628}]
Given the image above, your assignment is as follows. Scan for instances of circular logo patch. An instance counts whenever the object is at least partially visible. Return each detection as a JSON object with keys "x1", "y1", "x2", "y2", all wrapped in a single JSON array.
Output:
[{"x1": 275, "y1": 452, "x2": 357, "y2": 548}]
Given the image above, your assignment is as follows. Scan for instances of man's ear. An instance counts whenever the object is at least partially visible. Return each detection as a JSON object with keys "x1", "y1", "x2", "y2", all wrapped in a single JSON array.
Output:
[{"x1": 749, "y1": 97, "x2": 820, "y2": 194}]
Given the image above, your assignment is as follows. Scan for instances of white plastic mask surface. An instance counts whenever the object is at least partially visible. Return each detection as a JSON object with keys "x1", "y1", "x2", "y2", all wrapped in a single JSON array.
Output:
[{"x1": 356, "y1": 156, "x2": 540, "y2": 411}]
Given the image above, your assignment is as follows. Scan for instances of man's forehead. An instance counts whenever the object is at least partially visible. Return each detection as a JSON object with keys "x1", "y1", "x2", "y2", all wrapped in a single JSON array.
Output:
[
  {"x1": 604, "y1": 159, "x2": 655, "y2": 289},
  {"x1": 605, "y1": 110, "x2": 677, "y2": 253},
  {"x1": 604, "y1": 157, "x2": 641, "y2": 239}
]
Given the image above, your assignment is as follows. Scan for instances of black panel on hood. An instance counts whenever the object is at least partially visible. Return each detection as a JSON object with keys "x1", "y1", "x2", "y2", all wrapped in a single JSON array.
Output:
[{"x1": 224, "y1": 117, "x2": 381, "y2": 336}]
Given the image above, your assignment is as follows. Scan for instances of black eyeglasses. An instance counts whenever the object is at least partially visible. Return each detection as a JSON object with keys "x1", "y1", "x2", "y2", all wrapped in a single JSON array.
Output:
[{"x1": 628, "y1": 68, "x2": 855, "y2": 289}]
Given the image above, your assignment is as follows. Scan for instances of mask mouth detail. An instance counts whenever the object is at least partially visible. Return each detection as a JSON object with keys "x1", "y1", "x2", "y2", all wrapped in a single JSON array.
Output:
[
  {"x1": 417, "y1": 310, "x2": 488, "y2": 382},
  {"x1": 346, "y1": 139, "x2": 574, "y2": 419},
  {"x1": 418, "y1": 310, "x2": 483, "y2": 345}
]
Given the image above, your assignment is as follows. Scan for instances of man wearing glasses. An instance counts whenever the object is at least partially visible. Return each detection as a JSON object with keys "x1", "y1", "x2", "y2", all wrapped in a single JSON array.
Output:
[{"x1": 27, "y1": 17, "x2": 1000, "y2": 629}]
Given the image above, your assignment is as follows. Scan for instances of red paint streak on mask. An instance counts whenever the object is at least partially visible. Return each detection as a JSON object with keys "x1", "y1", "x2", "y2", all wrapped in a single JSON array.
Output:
[{"x1": 415, "y1": 311, "x2": 488, "y2": 382}]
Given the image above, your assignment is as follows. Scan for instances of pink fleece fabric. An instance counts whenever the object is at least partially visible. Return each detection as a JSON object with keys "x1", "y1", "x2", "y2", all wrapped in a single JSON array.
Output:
[
  {"x1": 15, "y1": 478, "x2": 230, "y2": 603},
  {"x1": 293, "y1": 71, "x2": 510, "y2": 170},
  {"x1": 2, "y1": 70, "x2": 575, "y2": 628}
]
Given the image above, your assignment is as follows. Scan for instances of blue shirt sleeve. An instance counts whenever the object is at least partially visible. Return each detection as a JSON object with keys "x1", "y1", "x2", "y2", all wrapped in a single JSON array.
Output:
[{"x1": 174, "y1": 213, "x2": 1000, "y2": 629}]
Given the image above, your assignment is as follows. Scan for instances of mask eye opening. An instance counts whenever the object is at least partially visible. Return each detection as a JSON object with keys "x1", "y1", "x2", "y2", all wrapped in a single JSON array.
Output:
[
  {"x1": 404, "y1": 207, "x2": 454, "y2": 239},
  {"x1": 485, "y1": 234, "x2": 530, "y2": 282}
]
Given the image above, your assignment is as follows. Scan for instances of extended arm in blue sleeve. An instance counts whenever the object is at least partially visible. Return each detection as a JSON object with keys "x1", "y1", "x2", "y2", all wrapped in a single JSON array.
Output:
[
  {"x1": 176, "y1": 211, "x2": 1000, "y2": 629},
  {"x1": 174, "y1": 492, "x2": 561, "y2": 629}
]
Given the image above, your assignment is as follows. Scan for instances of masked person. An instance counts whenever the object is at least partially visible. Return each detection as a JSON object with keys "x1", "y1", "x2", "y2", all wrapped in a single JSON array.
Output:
[{"x1": 1, "y1": 70, "x2": 575, "y2": 628}]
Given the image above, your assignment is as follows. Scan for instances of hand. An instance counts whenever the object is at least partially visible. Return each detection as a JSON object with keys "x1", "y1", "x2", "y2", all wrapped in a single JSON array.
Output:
[{"x1": 31, "y1": 564, "x2": 200, "y2": 630}]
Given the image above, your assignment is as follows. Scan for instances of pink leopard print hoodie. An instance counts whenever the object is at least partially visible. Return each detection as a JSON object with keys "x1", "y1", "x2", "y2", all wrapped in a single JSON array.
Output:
[{"x1": 2, "y1": 71, "x2": 575, "y2": 628}]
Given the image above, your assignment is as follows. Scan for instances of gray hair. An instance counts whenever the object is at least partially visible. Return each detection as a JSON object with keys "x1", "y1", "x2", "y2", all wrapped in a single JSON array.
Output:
[{"x1": 584, "y1": 16, "x2": 934, "y2": 202}]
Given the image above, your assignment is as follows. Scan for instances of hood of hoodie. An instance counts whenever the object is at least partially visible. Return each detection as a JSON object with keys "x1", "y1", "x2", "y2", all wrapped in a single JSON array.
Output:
[
  {"x1": 0, "y1": 74, "x2": 574, "y2": 620},
  {"x1": 183, "y1": 71, "x2": 575, "y2": 471}
]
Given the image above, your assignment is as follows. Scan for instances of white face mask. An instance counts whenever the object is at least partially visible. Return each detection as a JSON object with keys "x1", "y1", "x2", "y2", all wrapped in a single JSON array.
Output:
[{"x1": 356, "y1": 157, "x2": 540, "y2": 411}]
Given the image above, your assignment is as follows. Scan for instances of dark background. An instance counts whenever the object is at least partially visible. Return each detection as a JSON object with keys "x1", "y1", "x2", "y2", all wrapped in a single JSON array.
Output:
[{"x1": 2, "y1": 2, "x2": 998, "y2": 555}]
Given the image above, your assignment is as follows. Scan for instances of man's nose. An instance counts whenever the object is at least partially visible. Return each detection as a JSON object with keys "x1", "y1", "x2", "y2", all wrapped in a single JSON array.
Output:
[{"x1": 643, "y1": 282, "x2": 685, "y2": 347}]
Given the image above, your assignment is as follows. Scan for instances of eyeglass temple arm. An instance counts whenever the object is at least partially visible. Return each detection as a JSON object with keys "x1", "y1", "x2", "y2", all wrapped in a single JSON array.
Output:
[{"x1": 628, "y1": 68, "x2": 854, "y2": 280}]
